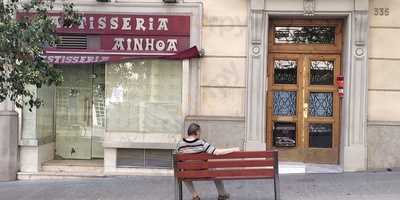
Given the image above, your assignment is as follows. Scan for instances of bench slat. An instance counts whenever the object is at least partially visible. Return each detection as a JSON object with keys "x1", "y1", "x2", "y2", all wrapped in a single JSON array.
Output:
[
  {"x1": 183, "y1": 176, "x2": 275, "y2": 181},
  {"x1": 177, "y1": 159, "x2": 274, "y2": 170},
  {"x1": 177, "y1": 169, "x2": 274, "y2": 179},
  {"x1": 175, "y1": 151, "x2": 275, "y2": 161}
]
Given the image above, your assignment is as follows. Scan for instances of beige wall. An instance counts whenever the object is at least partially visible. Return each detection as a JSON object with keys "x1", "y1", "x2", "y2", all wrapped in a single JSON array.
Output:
[
  {"x1": 368, "y1": 0, "x2": 400, "y2": 169},
  {"x1": 200, "y1": 0, "x2": 248, "y2": 117},
  {"x1": 368, "y1": 0, "x2": 400, "y2": 122}
]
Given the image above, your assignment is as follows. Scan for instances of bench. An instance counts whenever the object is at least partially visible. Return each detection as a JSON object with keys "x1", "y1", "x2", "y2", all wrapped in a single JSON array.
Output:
[{"x1": 173, "y1": 151, "x2": 280, "y2": 200}]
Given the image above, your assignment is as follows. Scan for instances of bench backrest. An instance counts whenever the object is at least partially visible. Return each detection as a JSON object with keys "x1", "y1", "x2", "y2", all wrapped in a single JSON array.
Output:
[{"x1": 174, "y1": 151, "x2": 278, "y2": 181}]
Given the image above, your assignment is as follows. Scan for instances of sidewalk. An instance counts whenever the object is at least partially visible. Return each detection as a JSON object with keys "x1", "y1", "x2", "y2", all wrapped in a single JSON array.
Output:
[{"x1": 0, "y1": 171, "x2": 399, "y2": 200}]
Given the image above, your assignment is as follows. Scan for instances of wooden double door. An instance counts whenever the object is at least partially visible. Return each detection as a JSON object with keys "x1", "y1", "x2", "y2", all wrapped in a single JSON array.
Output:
[{"x1": 266, "y1": 19, "x2": 343, "y2": 164}]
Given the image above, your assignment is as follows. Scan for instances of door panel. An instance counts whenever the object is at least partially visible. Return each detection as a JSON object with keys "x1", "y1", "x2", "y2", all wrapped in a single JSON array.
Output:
[
  {"x1": 267, "y1": 19, "x2": 343, "y2": 164},
  {"x1": 267, "y1": 54, "x2": 304, "y2": 162},
  {"x1": 56, "y1": 65, "x2": 93, "y2": 159},
  {"x1": 267, "y1": 54, "x2": 341, "y2": 164},
  {"x1": 303, "y1": 55, "x2": 340, "y2": 164},
  {"x1": 55, "y1": 64, "x2": 105, "y2": 159}
]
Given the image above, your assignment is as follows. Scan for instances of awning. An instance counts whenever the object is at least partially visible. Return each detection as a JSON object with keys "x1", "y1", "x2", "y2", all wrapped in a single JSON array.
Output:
[{"x1": 42, "y1": 46, "x2": 201, "y2": 64}]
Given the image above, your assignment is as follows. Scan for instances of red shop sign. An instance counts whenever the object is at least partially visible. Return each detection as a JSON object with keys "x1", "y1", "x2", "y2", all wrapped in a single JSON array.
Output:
[
  {"x1": 17, "y1": 12, "x2": 198, "y2": 64},
  {"x1": 18, "y1": 12, "x2": 190, "y2": 35},
  {"x1": 48, "y1": 13, "x2": 190, "y2": 36}
]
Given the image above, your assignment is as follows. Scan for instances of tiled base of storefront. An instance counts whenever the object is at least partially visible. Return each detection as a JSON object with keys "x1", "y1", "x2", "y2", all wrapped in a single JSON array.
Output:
[{"x1": 17, "y1": 160, "x2": 343, "y2": 180}]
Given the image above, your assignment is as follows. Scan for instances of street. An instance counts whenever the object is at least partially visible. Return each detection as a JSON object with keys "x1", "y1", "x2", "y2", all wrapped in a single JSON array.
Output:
[{"x1": 0, "y1": 171, "x2": 399, "y2": 200}]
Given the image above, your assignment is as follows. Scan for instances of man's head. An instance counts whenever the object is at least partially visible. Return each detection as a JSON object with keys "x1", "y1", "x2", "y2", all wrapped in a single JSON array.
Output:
[{"x1": 187, "y1": 123, "x2": 201, "y2": 138}]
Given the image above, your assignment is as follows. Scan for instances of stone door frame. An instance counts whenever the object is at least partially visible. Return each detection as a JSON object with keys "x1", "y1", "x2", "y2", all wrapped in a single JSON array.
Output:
[{"x1": 245, "y1": 0, "x2": 369, "y2": 171}]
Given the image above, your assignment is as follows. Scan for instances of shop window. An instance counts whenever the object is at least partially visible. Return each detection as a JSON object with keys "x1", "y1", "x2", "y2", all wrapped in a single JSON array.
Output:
[
  {"x1": 106, "y1": 60, "x2": 183, "y2": 134},
  {"x1": 36, "y1": 86, "x2": 55, "y2": 143}
]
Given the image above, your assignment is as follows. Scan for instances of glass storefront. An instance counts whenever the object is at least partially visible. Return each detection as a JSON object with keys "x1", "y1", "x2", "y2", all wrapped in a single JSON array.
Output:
[
  {"x1": 36, "y1": 60, "x2": 183, "y2": 160},
  {"x1": 106, "y1": 60, "x2": 183, "y2": 135}
]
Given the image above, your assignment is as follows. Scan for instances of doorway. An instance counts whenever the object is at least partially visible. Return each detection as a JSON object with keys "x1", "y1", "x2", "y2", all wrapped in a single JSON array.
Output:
[
  {"x1": 266, "y1": 19, "x2": 343, "y2": 164},
  {"x1": 55, "y1": 64, "x2": 105, "y2": 159}
]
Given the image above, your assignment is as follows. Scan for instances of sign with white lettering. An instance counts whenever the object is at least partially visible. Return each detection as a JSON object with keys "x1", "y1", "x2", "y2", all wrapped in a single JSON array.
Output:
[
  {"x1": 48, "y1": 14, "x2": 190, "y2": 35},
  {"x1": 102, "y1": 36, "x2": 188, "y2": 53},
  {"x1": 17, "y1": 12, "x2": 196, "y2": 64}
]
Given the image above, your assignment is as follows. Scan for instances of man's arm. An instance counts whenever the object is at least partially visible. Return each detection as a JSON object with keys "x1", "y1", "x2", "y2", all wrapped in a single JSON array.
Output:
[
  {"x1": 213, "y1": 147, "x2": 240, "y2": 155},
  {"x1": 202, "y1": 140, "x2": 240, "y2": 155}
]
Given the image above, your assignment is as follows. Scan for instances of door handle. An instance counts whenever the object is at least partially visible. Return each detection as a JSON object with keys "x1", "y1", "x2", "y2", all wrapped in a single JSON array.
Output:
[{"x1": 303, "y1": 103, "x2": 308, "y2": 119}]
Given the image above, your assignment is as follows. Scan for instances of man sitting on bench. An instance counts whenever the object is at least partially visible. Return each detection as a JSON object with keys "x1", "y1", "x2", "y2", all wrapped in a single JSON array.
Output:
[{"x1": 176, "y1": 123, "x2": 240, "y2": 200}]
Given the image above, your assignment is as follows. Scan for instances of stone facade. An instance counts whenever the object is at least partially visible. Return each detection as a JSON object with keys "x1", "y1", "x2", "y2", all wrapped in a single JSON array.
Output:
[
  {"x1": 8, "y1": 0, "x2": 400, "y2": 175},
  {"x1": 185, "y1": 116, "x2": 245, "y2": 149},
  {"x1": 0, "y1": 103, "x2": 18, "y2": 181},
  {"x1": 200, "y1": 0, "x2": 248, "y2": 117},
  {"x1": 367, "y1": 0, "x2": 400, "y2": 170}
]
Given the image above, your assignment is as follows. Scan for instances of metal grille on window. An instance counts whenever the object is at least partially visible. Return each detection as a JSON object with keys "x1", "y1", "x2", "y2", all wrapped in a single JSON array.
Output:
[
  {"x1": 274, "y1": 60, "x2": 297, "y2": 84},
  {"x1": 117, "y1": 149, "x2": 173, "y2": 169},
  {"x1": 273, "y1": 91, "x2": 297, "y2": 116},
  {"x1": 56, "y1": 35, "x2": 87, "y2": 49},
  {"x1": 309, "y1": 92, "x2": 333, "y2": 117},
  {"x1": 310, "y1": 61, "x2": 334, "y2": 85},
  {"x1": 117, "y1": 149, "x2": 145, "y2": 167},
  {"x1": 273, "y1": 122, "x2": 296, "y2": 147},
  {"x1": 274, "y1": 26, "x2": 335, "y2": 44},
  {"x1": 309, "y1": 124, "x2": 333, "y2": 148},
  {"x1": 145, "y1": 150, "x2": 173, "y2": 168}
]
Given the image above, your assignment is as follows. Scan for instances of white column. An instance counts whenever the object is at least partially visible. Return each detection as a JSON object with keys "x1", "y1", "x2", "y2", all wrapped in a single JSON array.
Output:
[
  {"x1": 342, "y1": 2, "x2": 369, "y2": 171},
  {"x1": 18, "y1": 86, "x2": 42, "y2": 173},
  {"x1": 245, "y1": 0, "x2": 267, "y2": 150}
]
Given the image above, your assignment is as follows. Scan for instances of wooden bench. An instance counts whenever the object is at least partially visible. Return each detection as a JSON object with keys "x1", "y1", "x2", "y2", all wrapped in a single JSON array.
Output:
[{"x1": 173, "y1": 151, "x2": 280, "y2": 200}]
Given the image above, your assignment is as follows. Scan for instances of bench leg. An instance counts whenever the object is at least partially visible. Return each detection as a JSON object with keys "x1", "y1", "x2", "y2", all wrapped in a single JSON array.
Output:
[
  {"x1": 273, "y1": 151, "x2": 280, "y2": 200},
  {"x1": 274, "y1": 176, "x2": 280, "y2": 200},
  {"x1": 179, "y1": 180, "x2": 183, "y2": 200},
  {"x1": 175, "y1": 177, "x2": 183, "y2": 200}
]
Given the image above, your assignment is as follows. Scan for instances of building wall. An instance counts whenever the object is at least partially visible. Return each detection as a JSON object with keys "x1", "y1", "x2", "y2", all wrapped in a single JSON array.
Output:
[
  {"x1": 368, "y1": 0, "x2": 400, "y2": 170},
  {"x1": 15, "y1": 0, "x2": 389, "y2": 173},
  {"x1": 200, "y1": 0, "x2": 248, "y2": 117},
  {"x1": 184, "y1": 0, "x2": 248, "y2": 150}
]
